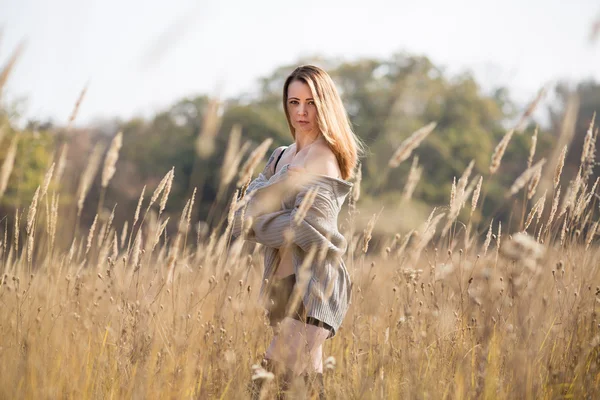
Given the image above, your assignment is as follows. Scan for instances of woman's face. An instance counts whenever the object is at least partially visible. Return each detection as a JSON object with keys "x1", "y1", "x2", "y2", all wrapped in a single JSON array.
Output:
[{"x1": 287, "y1": 80, "x2": 318, "y2": 136}]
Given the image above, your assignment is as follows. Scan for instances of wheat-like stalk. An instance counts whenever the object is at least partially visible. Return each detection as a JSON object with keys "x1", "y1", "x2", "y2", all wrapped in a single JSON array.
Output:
[
  {"x1": 0, "y1": 41, "x2": 25, "y2": 98},
  {"x1": 546, "y1": 186, "x2": 561, "y2": 229},
  {"x1": 454, "y1": 160, "x2": 474, "y2": 212},
  {"x1": 27, "y1": 233, "x2": 34, "y2": 266},
  {"x1": 458, "y1": 160, "x2": 475, "y2": 191},
  {"x1": 151, "y1": 218, "x2": 170, "y2": 254},
  {"x1": 133, "y1": 186, "x2": 146, "y2": 227},
  {"x1": 131, "y1": 230, "x2": 142, "y2": 268},
  {"x1": 585, "y1": 220, "x2": 599, "y2": 250},
  {"x1": 559, "y1": 174, "x2": 581, "y2": 219},
  {"x1": 515, "y1": 88, "x2": 547, "y2": 133},
  {"x1": 238, "y1": 138, "x2": 274, "y2": 187},
  {"x1": 471, "y1": 176, "x2": 483, "y2": 216},
  {"x1": 101, "y1": 132, "x2": 123, "y2": 188},
  {"x1": 85, "y1": 214, "x2": 98, "y2": 257},
  {"x1": 581, "y1": 115, "x2": 594, "y2": 165},
  {"x1": 0, "y1": 134, "x2": 18, "y2": 199},
  {"x1": 352, "y1": 162, "x2": 362, "y2": 202},
  {"x1": 527, "y1": 126, "x2": 538, "y2": 169},
  {"x1": 402, "y1": 156, "x2": 422, "y2": 202},
  {"x1": 223, "y1": 142, "x2": 250, "y2": 191},
  {"x1": 483, "y1": 220, "x2": 493, "y2": 256},
  {"x1": 186, "y1": 187, "x2": 196, "y2": 233},
  {"x1": 13, "y1": 208, "x2": 19, "y2": 255},
  {"x1": 362, "y1": 213, "x2": 380, "y2": 253},
  {"x1": 173, "y1": 199, "x2": 190, "y2": 254},
  {"x1": 496, "y1": 221, "x2": 502, "y2": 252},
  {"x1": 412, "y1": 212, "x2": 445, "y2": 262},
  {"x1": 49, "y1": 192, "x2": 59, "y2": 254},
  {"x1": 54, "y1": 143, "x2": 69, "y2": 187},
  {"x1": 120, "y1": 221, "x2": 128, "y2": 249},
  {"x1": 574, "y1": 177, "x2": 599, "y2": 219},
  {"x1": 111, "y1": 231, "x2": 119, "y2": 262},
  {"x1": 490, "y1": 129, "x2": 514, "y2": 174},
  {"x1": 294, "y1": 187, "x2": 319, "y2": 225},
  {"x1": 105, "y1": 205, "x2": 116, "y2": 240},
  {"x1": 537, "y1": 95, "x2": 579, "y2": 195},
  {"x1": 524, "y1": 190, "x2": 546, "y2": 231},
  {"x1": 227, "y1": 190, "x2": 239, "y2": 227},
  {"x1": 388, "y1": 122, "x2": 437, "y2": 168},
  {"x1": 536, "y1": 191, "x2": 546, "y2": 221},
  {"x1": 26, "y1": 186, "x2": 40, "y2": 267},
  {"x1": 559, "y1": 215, "x2": 568, "y2": 246},
  {"x1": 443, "y1": 162, "x2": 476, "y2": 236},
  {"x1": 66, "y1": 83, "x2": 89, "y2": 131},
  {"x1": 507, "y1": 158, "x2": 546, "y2": 197},
  {"x1": 146, "y1": 169, "x2": 171, "y2": 214},
  {"x1": 66, "y1": 238, "x2": 76, "y2": 266},
  {"x1": 77, "y1": 144, "x2": 104, "y2": 216},
  {"x1": 96, "y1": 221, "x2": 109, "y2": 254},
  {"x1": 220, "y1": 124, "x2": 243, "y2": 190},
  {"x1": 527, "y1": 166, "x2": 542, "y2": 200},
  {"x1": 27, "y1": 186, "x2": 40, "y2": 236},
  {"x1": 195, "y1": 97, "x2": 222, "y2": 159},
  {"x1": 159, "y1": 168, "x2": 174, "y2": 215},
  {"x1": 581, "y1": 113, "x2": 597, "y2": 181},
  {"x1": 285, "y1": 246, "x2": 318, "y2": 318},
  {"x1": 40, "y1": 163, "x2": 55, "y2": 200},
  {"x1": 554, "y1": 145, "x2": 568, "y2": 189},
  {"x1": 449, "y1": 177, "x2": 456, "y2": 210},
  {"x1": 395, "y1": 230, "x2": 413, "y2": 259},
  {"x1": 584, "y1": 177, "x2": 599, "y2": 210}
]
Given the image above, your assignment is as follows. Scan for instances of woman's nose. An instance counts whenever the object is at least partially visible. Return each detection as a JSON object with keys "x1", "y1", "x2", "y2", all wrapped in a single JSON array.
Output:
[{"x1": 297, "y1": 104, "x2": 307, "y2": 115}]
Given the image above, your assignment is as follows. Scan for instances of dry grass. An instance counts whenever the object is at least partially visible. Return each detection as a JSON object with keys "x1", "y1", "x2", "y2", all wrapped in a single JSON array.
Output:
[
  {"x1": 388, "y1": 122, "x2": 437, "y2": 168},
  {"x1": 0, "y1": 162, "x2": 598, "y2": 400},
  {"x1": 0, "y1": 133, "x2": 18, "y2": 199},
  {"x1": 1, "y1": 75, "x2": 600, "y2": 400}
]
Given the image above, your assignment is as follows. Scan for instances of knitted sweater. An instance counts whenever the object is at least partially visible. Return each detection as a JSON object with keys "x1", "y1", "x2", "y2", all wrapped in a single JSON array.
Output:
[{"x1": 232, "y1": 148, "x2": 353, "y2": 336}]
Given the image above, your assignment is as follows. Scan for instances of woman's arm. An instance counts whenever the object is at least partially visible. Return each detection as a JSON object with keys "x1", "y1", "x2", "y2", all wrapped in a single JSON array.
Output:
[
  {"x1": 242, "y1": 147, "x2": 346, "y2": 256},
  {"x1": 244, "y1": 185, "x2": 345, "y2": 258}
]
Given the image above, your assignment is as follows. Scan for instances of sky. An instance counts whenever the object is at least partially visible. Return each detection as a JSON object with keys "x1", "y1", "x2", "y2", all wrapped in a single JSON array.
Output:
[{"x1": 1, "y1": 0, "x2": 600, "y2": 126}]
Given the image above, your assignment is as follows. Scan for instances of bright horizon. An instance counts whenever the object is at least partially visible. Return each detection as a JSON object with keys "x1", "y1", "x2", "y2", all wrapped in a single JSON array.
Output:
[{"x1": 2, "y1": 0, "x2": 600, "y2": 126}]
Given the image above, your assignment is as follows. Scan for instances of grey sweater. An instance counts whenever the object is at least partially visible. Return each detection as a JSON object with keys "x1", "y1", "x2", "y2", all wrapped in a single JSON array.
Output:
[{"x1": 232, "y1": 147, "x2": 353, "y2": 337}]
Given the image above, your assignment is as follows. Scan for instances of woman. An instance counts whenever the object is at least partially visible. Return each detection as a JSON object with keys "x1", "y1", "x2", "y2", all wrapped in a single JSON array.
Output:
[{"x1": 233, "y1": 65, "x2": 363, "y2": 398}]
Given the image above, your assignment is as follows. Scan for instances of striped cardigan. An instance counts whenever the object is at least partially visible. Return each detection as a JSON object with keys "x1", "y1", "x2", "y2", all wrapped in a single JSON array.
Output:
[{"x1": 232, "y1": 148, "x2": 353, "y2": 337}]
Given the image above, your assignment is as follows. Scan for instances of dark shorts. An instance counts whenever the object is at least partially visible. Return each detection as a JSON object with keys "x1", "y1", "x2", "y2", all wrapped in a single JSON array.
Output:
[{"x1": 266, "y1": 274, "x2": 334, "y2": 337}]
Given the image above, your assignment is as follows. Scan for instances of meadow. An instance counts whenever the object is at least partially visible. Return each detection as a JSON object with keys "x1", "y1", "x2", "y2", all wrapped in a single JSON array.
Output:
[{"x1": 1, "y1": 105, "x2": 599, "y2": 399}]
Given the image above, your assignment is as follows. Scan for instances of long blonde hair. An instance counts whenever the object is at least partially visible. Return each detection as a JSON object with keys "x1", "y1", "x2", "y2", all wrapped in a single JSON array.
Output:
[{"x1": 283, "y1": 65, "x2": 364, "y2": 181}]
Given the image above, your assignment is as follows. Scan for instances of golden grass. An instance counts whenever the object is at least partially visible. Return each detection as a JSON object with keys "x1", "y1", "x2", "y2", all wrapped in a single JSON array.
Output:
[
  {"x1": 0, "y1": 133, "x2": 18, "y2": 199},
  {"x1": 0, "y1": 162, "x2": 598, "y2": 399},
  {"x1": 1, "y1": 64, "x2": 600, "y2": 400},
  {"x1": 388, "y1": 122, "x2": 437, "y2": 168}
]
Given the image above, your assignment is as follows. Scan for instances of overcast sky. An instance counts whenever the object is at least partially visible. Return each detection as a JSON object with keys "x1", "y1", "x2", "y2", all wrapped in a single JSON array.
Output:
[{"x1": 2, "y1": 0, "x2": 600, "y2": 125}]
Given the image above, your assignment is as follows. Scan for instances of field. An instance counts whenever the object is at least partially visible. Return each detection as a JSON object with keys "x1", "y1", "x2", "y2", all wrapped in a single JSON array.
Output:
[{"x1": 1, "y1": 112, "x2": 600, "y2": 400}]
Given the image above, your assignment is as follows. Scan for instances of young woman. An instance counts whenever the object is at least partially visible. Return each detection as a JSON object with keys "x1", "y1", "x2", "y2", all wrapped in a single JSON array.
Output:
[{"x1": 233, "y1": 65, "x2": 363, "y2": 398}]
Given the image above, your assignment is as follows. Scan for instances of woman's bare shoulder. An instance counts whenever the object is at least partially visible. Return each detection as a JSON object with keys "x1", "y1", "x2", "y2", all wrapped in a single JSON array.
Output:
[{"x1": 303, "y1": 142, "x2": 341, "y2": 178}]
